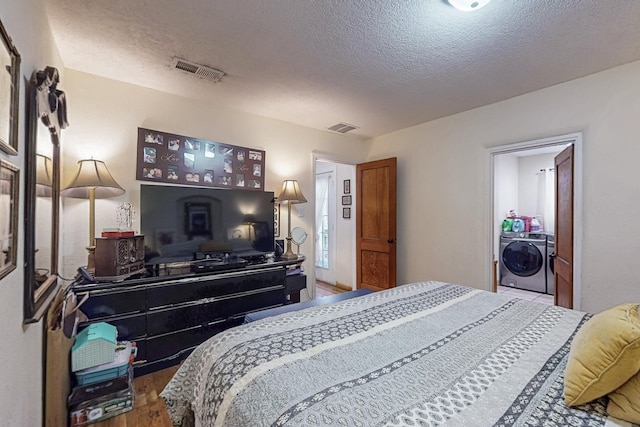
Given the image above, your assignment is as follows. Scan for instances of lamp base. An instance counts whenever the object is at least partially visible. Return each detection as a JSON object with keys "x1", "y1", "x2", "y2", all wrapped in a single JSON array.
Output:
[
  {"x1": 280, "y1": 237, "x2": 298, "y2": 260},
  {"x1": 86, "y1": 245, "x2": 96, "y2": 274}
]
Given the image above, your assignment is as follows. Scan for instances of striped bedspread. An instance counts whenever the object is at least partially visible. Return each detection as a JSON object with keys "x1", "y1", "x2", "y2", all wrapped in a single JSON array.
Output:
[{"x1": 160, "y1": 281, "x2": 634, "y2": 427}]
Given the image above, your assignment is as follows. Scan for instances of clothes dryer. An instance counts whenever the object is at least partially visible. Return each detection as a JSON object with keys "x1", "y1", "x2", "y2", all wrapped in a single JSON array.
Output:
[
  {"x1": 500, "y1": 232, "x2": 547, "y2": 293},
  {"x1": 546, "y1": 234, "x2": 555, "y2": 295}
]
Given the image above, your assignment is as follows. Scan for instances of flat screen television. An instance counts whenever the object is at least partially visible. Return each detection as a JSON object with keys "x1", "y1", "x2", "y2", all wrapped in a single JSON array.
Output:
[{"x1": 140, "y1": 184, "x2": 275, "y2": 263}]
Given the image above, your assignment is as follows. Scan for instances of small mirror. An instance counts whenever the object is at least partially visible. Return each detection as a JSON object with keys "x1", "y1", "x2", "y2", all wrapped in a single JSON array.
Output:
[
  {"x1": 291, "y1": 227, "x2": 308, "y2": 255},
  {"x1": 24, "y1": 67, "x2": 68, "y2": 323}
]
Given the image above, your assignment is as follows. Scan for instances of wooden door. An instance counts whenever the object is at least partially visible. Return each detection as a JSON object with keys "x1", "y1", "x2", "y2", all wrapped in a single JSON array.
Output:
[
  {"x1": 356, "y1": 158, "x2": 397, "y2": 291},
  {"x1": 554, "y1": 145, "x2": 574, "y2": 308}
]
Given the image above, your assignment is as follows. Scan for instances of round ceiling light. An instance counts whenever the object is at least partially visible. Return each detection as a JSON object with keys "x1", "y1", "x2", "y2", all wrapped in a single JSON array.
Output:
[{"x1": 448, "y1": 0, "x2": 492, "y2": 12}]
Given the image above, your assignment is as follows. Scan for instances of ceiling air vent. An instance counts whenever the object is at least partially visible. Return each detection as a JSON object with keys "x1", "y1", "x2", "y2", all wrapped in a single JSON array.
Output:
[
  {"x1": 327, "y1": 122, "x2": 359, "y2": 134},
  {"x1": 171, "y1": 57, "x2": 226, "y2": 83}
]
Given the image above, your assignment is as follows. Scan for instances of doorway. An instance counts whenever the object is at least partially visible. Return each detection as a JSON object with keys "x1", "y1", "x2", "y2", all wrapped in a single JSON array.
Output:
[
  {"x1": 313, "y1": 157, "x2": 356, "y2": 292},
  {"x1": 488, "y1": 133, "x2": 583, "y2": 309}
]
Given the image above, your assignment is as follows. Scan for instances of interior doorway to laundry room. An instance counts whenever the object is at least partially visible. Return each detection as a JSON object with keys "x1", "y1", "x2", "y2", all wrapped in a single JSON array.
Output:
[
  {"x1": 314, "y1": 158, "x2": 356, "y2": 292},
  {"x1": 489, "y1": 133, "x2": 583, "y2": 309}
]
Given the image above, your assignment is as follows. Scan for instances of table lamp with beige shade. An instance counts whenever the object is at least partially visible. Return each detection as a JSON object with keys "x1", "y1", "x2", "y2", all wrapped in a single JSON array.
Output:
[
  {"x1": 277, "y1": 179, "x2": 307, "y2": 260},
  {"x1": 61, "y1": 159, "x2": 125, "y2": 271}
]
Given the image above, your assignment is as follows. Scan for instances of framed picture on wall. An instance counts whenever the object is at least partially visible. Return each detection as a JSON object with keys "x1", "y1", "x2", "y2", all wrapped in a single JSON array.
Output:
[
  {"x1": 342, "y1": 195, "x2": 352, "y2": 205},
  {"x1": 0, "y1": 160, "x2": 19, "y2": 280},
  {"x1": 185, "y1": 202, "x2": 211, "y2": 237},
  {"x1": 343, "y1": 207, "x2": 351, "y2": 219},
  {"x1": 136, "y1": 127, "x2": 266, "y2": 190},
  {"x1": 343, "y1": 179, "x2": 350, "y2": 194},
  {"x1": 0, "y1": 19, "x2": 20, "y2": 155}
]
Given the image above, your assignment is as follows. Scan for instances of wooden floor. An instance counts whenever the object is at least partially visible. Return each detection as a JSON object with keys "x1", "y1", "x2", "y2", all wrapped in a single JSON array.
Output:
[
  {"x1": 90, "y1": 365, "x2": 178, "y2": 427},
  {"x1": 315, "y1": 280, "x2": 349, "y2": 297},
  {"x1": 92, "y1": 280, "x2": 344, "y2": 426}
]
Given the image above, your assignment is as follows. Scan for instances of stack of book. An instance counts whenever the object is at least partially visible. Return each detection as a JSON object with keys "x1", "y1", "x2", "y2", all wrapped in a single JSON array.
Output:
[
  {"x1": 69, "y1": 323, "x2": 136, "y2": 426},
  {"x1": 101, "y1": 228, "x2": 135, "y2": 238}
]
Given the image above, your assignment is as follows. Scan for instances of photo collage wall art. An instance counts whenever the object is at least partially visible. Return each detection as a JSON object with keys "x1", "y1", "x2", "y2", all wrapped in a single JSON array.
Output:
[{"x1": 136, "y1": 128, "x2": 265, "y2": 190}]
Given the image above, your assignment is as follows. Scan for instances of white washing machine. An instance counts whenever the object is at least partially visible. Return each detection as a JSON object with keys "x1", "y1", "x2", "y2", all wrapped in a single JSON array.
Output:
[
  {"x1": 546, "y1": 234, "x2": 555, "y2": 295},
  {"x1": 500, "y1": 232, "x2": 547, "y2": 293}
]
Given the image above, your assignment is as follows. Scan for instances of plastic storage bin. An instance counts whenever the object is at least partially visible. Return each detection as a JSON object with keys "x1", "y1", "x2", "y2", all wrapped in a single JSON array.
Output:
[
  {"x1": 71, "y1": 322, "x2": 117, "y2": 372},
  {"x1": 75, "y1": 341, "x2": 134, "y2": 386}
]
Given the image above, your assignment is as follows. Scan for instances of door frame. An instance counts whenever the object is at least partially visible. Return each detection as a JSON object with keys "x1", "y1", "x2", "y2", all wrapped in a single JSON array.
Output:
[
  {"x1": 312, "y1": 151, "x2": 358, "y2": 294},
  {"x1": 314, "y1": 165, "x2": 337, "y2": 284},
  {"x1": 486, "y1": 132, "x2": 583, "y2": 309}
]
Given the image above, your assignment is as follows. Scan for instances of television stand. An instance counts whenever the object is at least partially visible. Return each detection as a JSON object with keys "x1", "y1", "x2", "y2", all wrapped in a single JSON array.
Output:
[{"x1": 73, "y1": 256, "x2": 306, "y2": 376}]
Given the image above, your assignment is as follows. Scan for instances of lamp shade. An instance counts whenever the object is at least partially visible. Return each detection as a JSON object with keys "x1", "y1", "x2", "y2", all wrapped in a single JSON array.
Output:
[
  {"x1": 277, "y1": 180, "x2": 307, "y2": 204},
  {"x1": 36, "y1": 154, "x2": 53, "y2": 187},
  {"x1": 242, "y1": 214, "x2": 256, "y2": 224},
  {"x1": 61, "y1": 159, "x2": 125, "y2": 199},
  {"x1": 35, "y1": 154, "x2": 53, "y2": 197}
]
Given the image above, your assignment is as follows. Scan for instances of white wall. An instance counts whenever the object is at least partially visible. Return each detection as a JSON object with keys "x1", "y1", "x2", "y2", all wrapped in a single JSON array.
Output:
[
  {"x1": 368, "y1": 60, "x2": 640, "y2": 314},
  {"x1": 517, "y1": 153, "x2": 556, "y2": 222},
  {"x1": 60, "y1": 70, "x2": 371, "y2": 299},
  {"x1": 0, "y1": 1, "x2": 63, "y2": 425},
  {"x1": 493, "y1": 153, "x2": 518, "y2": 257},
  {"x1": 314, "y1": 161, "x2": 336, "y2": 284},
  {"x1": 335, "y1": 163, "x2": 356, "y2": 290}
]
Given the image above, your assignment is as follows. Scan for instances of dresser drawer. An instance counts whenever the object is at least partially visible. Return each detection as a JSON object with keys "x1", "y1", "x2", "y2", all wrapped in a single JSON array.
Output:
[
  {"x1": 78, "y1": 286, "x2": 146, "y2": 318},
  {"x1": 147, "y1": 286, "x2": 284, "y2": 336},
  {"x1": 79, "y1": 312, "x2": 146, "y2": 341},
  {"x1": 147, "y1": 268, "x2": 285, "y2": 308},
  {"x1": 145, "y1": 319, "x2": 242, "y2": 362}
]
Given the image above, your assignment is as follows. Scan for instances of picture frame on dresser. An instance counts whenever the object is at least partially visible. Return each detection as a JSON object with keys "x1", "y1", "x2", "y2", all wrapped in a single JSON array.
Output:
[{"x1": 0, "y1": 18, "x2": 21, "y2": 155}]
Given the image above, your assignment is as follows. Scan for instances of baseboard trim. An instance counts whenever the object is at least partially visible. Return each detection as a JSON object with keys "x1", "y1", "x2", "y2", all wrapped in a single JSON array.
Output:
[{"x1": 335, "y1": 281, "x2": 352, "y2": 291}]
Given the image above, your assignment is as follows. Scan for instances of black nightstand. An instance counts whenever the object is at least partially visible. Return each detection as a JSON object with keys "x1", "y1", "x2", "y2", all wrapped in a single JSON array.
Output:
[{"x1": 285, "y1": 273, "x2": 306, "y2": 303}]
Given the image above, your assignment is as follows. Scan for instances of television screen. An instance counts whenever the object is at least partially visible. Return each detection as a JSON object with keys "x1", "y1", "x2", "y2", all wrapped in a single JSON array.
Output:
[{"x1": 140, "y1": 184, "x2": 275, "y2": 263}]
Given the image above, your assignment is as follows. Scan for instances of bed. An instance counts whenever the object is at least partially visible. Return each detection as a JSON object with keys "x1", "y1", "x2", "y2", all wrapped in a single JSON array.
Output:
[{"x1": 160, "y1": 281, "x2": 639, "y2": 427}]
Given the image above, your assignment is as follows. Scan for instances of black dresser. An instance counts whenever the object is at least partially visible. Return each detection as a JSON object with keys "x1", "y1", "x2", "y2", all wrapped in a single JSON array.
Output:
[{"x1": 73, "y1": 257, "x2": 306, "y2": 376}]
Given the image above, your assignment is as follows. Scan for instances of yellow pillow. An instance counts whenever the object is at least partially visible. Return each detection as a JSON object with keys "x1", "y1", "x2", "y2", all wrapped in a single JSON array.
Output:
[
  {"x1": 564, "y1": 303, "x2": 640, "y2": 406},
  {"x1": 608, "y1": 372, "x2": 640, "y2": 424}
]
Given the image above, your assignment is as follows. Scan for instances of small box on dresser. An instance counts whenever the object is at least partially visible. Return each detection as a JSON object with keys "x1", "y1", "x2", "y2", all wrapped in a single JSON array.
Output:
[{"x1": 94, "y1": 235, "x2": 146, "y2": 282}]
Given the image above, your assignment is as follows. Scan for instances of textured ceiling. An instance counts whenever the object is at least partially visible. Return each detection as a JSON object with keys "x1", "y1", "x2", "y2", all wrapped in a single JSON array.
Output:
[{"x1": 45, "y1": 0, "x2": 640, "y2": 139}]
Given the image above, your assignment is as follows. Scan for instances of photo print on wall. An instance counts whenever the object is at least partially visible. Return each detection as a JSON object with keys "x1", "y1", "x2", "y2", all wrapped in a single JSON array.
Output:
[{"x1": 136, "y1": 127, "x2": 265, "y2": 190}]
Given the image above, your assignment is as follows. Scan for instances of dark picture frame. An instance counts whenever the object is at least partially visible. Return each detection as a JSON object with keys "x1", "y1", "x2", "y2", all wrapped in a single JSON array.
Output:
[
  {"x1": 343, "y1": 207, "x2": 351, "y2": 219},
  {"x1": 136, "y1": 127, "x2": 266, "y2": 191},
  {"x1": 0, "y1": 159, "x2": 19, "y2": 281},
  {"x1": 0, "y1": 18, "x2": 21, "y2": 155},
  {"x1": 343, "y1": 179, "x2": 350, "y2": 194},
  {"x1": 24, "y1": 67, "x2": 67, "y2": 324},
  {"x1": 342, "y1": 195, "x2": 352, "y2": 205},
  {"x1": 185, "y1": 202, "x2": 211, "y2": 238}
]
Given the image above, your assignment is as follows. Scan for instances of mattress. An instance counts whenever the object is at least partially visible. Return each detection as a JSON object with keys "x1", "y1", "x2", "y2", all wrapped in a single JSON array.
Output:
[{"x1": 160, "y1": 281, "x2": 636, "y2": 427}]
